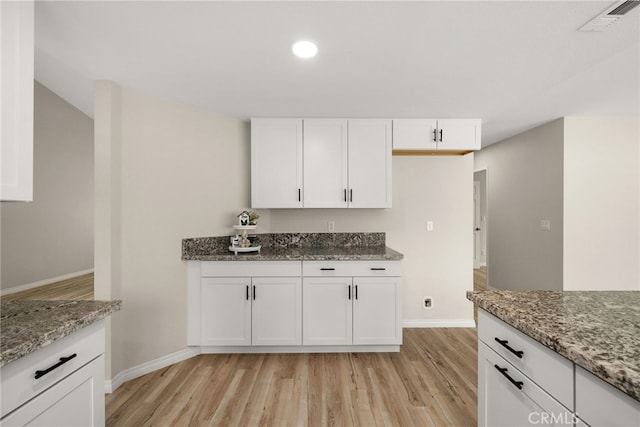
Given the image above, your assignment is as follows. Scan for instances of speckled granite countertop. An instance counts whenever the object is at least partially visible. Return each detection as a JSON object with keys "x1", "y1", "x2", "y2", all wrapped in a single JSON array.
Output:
[
  {"x1": 467, "y1": 290, "x2": 640, "y2": 402},
  {"x1": 184, "y1": 246, "x2": 403, "y2": 261},
  {"x1": 182, "y1": 232, "x2": 404, "y2": 261},
  {"x1": 0, "y1": 300, "x2": 122, "y2": 367}
]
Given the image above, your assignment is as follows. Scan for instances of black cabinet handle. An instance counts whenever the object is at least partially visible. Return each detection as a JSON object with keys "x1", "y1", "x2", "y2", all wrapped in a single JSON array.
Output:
[
  {"x1": 320, "y1": 267, "x2": 335, "y2": 271},
  {"x1": 348, "y1": 285, "x2": 351, "y2": 300},
  {"x1": 494, "y1": 365, "x2": 523, "y2": 390},
  {"x1": 35, "y1": 354, "x2": 77, "y2": 379},
  {"x1": 246, "y1": 285, "x2": 249, "y2": 301},
  {"x1": 355, "y1": 285, "x2": 358, "y2": 300},
  {"x1": 432, "y1": 128, "x2": 437, "y2": 142},
  {"x1": 495, "y1": 338, "x2": 524, "y2": 358},
  {"x1": 253, "y1": 285, "x2": 256, "y2": 300},
  {"x1": 370, "y1": 267, "x2": 386, "y2": 271},
  {"x1": 349, "y1": 189, "x2": 353, "y2": 202},
  {"x1": 298, "y1": 188, "x2": 301, "y2": 202},
  {"x1": 344, "y1": 189, "x2": 347, "y2": 202},
  {"x1": 439, "y1": 129, "x2": 443, "y2": 142}
]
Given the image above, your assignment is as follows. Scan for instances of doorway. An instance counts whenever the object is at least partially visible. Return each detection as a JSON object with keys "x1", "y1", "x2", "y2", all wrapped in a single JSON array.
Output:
[{"x1": 473, "y1": 169, "x2": 487, "y2": 291}]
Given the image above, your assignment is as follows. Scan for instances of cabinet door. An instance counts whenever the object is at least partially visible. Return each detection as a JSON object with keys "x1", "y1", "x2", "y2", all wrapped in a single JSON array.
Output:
[
  {"x1": 392, "y1": 119, "x2": 438, "y2": 150},
  {"x1": 1, "y1": 0, "x2": 34, "y2": 201},
  {"x1": 478, "y1": 343, "x2": 572, "y2": 427},
  {"x1": 251, "y1": 118, "x2": 303, "y2": 208},
  {"x1": 347, "y1": 119, "x2": 392, "y2": 208},
  {"x1": 302, "y1": 277, "x2": 353, "y2": 345},
  {"x1": 352, "y1": 277, "x2": 402, "y2": 345},
  {"x1": 1, "y1": 355, "x2": 104, "y2": 427},
  {"x1": 436, "y1": 119, "x2": 480, "y2": 150},
  {"x1": 575, "y1": 365, "x2": 640, "y2": 427},
  {"x1": 201, "y1": 278, "x2": 251, "y2": 346},
  {"x1": 303, "y1": 119, "x2": 348, "y2": 208},
  {"x1": 251, "y1": 277, "x2": 302, "y2": 346}
]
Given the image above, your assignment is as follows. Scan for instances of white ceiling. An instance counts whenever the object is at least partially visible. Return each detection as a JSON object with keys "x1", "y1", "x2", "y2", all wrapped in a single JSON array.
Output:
[{"x1": 35, "y1": 1, "x2": 640, "y2": 146}]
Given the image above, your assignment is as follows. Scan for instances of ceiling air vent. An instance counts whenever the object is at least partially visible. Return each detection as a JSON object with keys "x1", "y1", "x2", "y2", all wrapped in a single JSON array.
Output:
[
  {"x1": 579, "y1": 0, "x2": 639, "y2": 32},
  {"x1": 608, "y1": 0, "x2": 640, "y2": 16}
]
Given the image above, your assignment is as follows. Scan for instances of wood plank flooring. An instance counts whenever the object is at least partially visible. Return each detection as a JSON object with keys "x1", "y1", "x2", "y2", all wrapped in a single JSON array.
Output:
[
  {"x1": 0, "y1": 273, "x2": 94, "y2": 301},
  {"x1": 105, "y1": 328, "x2": 478, "y2": 427}
]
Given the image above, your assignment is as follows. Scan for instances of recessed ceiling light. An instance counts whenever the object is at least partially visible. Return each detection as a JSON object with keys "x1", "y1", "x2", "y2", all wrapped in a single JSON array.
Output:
[{"x1": 292, "y1": 41, "x2": 318, "y2": 59}]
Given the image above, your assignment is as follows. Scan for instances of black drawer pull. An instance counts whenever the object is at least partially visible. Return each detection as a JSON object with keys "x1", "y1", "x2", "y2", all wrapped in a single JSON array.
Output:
[
  {"x1": 348, "y1": 285, "x2": 351, "y2": 300},
  {"x1": 355, "y1": 285, "x2": 358, "y2": 300},
  {"x1": 253, "y1": 285, "x2": 256, "y2": 300},
  {"x1": 320, "y1": 268, "x2": 335, "y2": 271},
  {"x1": 494, "y1": 364, "x2": 523, "y2": 390},
  {"x1": 495, "y1": 338, "x2": 524, "y2": 358},
  {"x1": 35, "y1": 354, "x2": 77, "y2": 379},
  {"x1": 370, "y1": 267, "x2": 386, "y2": 271}
]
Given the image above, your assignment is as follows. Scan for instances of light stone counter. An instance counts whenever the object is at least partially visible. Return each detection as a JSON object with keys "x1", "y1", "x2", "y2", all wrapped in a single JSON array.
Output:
[
  {"x1": 0, "y1": 300, "x2": 122, "y2": 367},
  {"x1": 467, "y1": 290, "x2": 640, "y2": 402}
]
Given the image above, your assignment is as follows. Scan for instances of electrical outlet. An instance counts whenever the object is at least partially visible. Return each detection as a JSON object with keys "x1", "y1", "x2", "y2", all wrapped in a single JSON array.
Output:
[
  {"x1": 423, "y1": 297, "x2": 433, "y2": 309},
  {"x1": 327, "y1": 221, "x2": 335, "y2": 232}
]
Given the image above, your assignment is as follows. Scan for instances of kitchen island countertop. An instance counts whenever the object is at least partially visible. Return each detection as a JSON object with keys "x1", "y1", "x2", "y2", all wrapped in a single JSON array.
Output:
[
  {"x1": 467, "y1": 290, "x2": 640, "y2": 402},
  {"x1": 1, "y1": 299, "x2": 122, "y2": 367}
]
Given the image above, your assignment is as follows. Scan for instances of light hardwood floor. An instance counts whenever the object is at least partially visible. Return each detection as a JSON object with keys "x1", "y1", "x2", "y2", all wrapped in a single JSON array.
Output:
[
  {"x1": 4, "y1": 271, "x2": 486, "y2": 426},
  {"x1": 0, "y1": 273, "x2": 94, "y2": 301},
  {"x1": 105, "y1": 328, "x2": 478, "y2": 427}
]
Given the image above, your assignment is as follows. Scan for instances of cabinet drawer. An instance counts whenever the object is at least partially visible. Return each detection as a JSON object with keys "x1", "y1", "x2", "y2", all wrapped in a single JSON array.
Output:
[
  {"x1": 575, "y1": 365, "x2": 640, "y2": 427},
  {"x1": 479, "y1": 342, "x2": 573, "y2": 427},
  {"x1": 302, "y1": 260, "x2": 401, "y2": 277},
  {"x1": 478, "y1": 310, "x2": 573, "y2": 410},
  {"x1": 1, "y1": 320, "x2": 105, "y2": 418},
  {"x1": 201, "y1": 261, "x2": 301, "y2": 277}
]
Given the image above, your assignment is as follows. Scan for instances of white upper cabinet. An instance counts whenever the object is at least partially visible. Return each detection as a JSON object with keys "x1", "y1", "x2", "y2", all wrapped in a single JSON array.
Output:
[
  {"x1": 251, "y1": 118, "x2": 303, "y2": 208},
  {"x1": 1, "y1": 0, "x2": 34, "y2": 201},
  {"x1": 391, "y1": 119, "x2": 438, "y2": 151},
  {"x1": 392, "y1": 118, "x2": 481, "y2": 153},
  {"x1": 347, "y1": 119, "x2": 392, "y2": 208},
  {"x1": 303, "y1": 119, "x2": 348, "y2": 208},
  {"x1": 251, "y1": 118, "x2": 392, "y2": 209}
]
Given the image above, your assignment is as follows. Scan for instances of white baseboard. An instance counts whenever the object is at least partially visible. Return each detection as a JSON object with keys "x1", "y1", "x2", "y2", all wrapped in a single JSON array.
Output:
[
  {"x1": 1, "y1": 269, "x2": 94, "y2": 296},
  {"x1": 403, "y1": 319, "x2": 477, "y2": 328},
  {"x1": 105, "y1": 347, "x2": 200, "y2": 393}
]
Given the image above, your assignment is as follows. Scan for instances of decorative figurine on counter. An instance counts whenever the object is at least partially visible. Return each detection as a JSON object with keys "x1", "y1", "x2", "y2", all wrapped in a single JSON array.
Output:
[
  {"x1": 237, "y1": 210, "x2": 260, "y2": 226},
  {"x1": 241, "y1": 234, "x2": 251, "y2": 248},
  {"x1": 238, "y1": 211, "x2": 250, "y2": 226}
]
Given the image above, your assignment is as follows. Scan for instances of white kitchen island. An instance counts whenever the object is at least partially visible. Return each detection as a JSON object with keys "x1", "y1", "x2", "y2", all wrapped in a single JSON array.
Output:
[{"x1": 468, "y1": 290, "x2": 640, "y2": 427}]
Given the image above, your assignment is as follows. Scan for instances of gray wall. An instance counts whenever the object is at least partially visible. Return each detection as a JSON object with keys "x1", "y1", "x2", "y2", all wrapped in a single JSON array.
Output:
[
  {"x1": 474, "y1": 119, "x2": 565, "y2": 290},
  {"x1": 1, "y1": 82, "x2": 94, "y2": 291},
  {"x1": 474, "y1": 116, "x2": 640, "y2": 291}
]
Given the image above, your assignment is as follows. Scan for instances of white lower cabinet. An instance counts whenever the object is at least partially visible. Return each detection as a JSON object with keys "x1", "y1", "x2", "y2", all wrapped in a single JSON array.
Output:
[
  {"x1": 1, "y1": 321, "x2": 106, "y2": 427},
  {"x1": 478, "y1": 309, "x2": 640, "y2": 427},
  {"x1": 575, "y1": 365, "x2": 640, "y2": 427},
  {"x1": 188, "y1": 260, "x2": 402, "y2": 351},
  {"x1": 478, "y1": 343, "x2": 572, "y2": 427},
  {"x1": 200, "y1": 276, "x2": 302, "y2": 346},
  {"x1": 2, "y1": 356, "x2": 104, "y2": 427},
  {"x1": 302, "y1": 261, "x2": 402, "y2": 346},
  {"x1": 302, "y1": 277, "x2": 402, "y2": 346}
]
